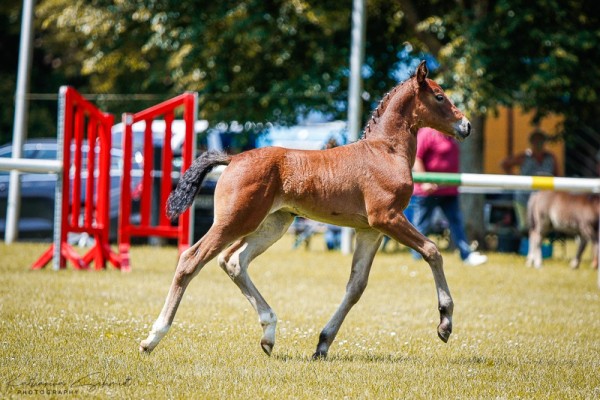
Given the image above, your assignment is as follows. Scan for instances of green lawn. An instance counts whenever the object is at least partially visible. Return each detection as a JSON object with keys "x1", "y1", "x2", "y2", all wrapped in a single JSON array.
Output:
[{"x1": 1, "y1": 235, "x2": 599, "y2": 399}]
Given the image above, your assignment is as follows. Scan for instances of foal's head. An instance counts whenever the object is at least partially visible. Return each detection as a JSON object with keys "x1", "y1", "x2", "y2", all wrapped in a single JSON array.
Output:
[
  {"x1": 412, "y1": 61, "x2": 471, "y2": 141},
  {"x1": 365, "y1": 61, "x2": 471, "y2": 142}
]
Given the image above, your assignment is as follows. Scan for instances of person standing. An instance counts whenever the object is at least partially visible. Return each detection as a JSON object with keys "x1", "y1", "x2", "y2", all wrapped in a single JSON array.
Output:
[
  {"x1": 411, "y1": 127, "x2": 488, "y2": 266},
  {"x1": 501, "y1": 129, "x2": 560, "y2": 233}
]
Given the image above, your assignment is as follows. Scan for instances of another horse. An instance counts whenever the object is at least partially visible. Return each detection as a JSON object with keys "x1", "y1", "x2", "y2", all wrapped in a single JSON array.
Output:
[
  {"x1": 526, "y1": 190, "x2": 599, "y2": 269},
  {"x1": 140, "y1": 61, "x2": 471, "y2": 359}
]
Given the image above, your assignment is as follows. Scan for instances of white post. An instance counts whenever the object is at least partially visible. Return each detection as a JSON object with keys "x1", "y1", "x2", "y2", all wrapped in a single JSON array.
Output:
[
  {"x1": 341, "y1": 0, "x2": 366, "y2": 255},
  {"x1": 5, "y1": 0, "x2": 36, "y2": 243}
]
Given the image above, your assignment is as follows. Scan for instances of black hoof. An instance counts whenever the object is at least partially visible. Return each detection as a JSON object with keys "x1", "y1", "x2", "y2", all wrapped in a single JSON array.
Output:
[
  {"x1": 260, "y1": 340, "x2": 273, "y2": 356},
  {"x1": 437, "y1": 330, "x2": 450, "y2": 343},
  {"x1": 312, "y1": 351, "x2": 327, "y2": 360},
  {"x1": 437, "y1": 322, "x2": 452, "y2": 343}
]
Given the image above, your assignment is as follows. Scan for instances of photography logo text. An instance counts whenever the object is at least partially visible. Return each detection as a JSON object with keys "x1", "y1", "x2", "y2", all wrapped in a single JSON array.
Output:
[{"x1": 5, "y1": 372, "x2": 132, "y2": 395}]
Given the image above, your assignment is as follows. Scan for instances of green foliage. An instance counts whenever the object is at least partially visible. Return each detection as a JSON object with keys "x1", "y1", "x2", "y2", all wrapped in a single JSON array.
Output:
[
  {"x1": 1, "y1": 0, "x2": 599, "y2": 145},
  {"x1": 0, "y1": 0, "x2": 76, "y2": 144},
  {"x1": 0, "y1": 0, "x2": 25, "y2": 144},
  {"x1": 441, "y1": 0, "x2": 600, "y2": 131},
  {"x1": 35, "y1": 0, "x2": 356, "y2": 125}
]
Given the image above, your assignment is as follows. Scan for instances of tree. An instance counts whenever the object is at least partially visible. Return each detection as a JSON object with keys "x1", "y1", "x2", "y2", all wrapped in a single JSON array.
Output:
[
  {"x1": 34, "y1": 0, "x2": 352, "y2": 126},
  {"x1": 0, "y1": 0, "x2": 71, "y2": 145},
  {"x1": 0, "y1": 0, "x2": 21, "y2": 145}
]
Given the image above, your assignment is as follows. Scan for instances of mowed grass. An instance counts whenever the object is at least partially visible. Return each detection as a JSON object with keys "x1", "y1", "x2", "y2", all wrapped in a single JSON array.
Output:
[{"x1": 1, "y1": 235, "x2": 599, "y2": 399}]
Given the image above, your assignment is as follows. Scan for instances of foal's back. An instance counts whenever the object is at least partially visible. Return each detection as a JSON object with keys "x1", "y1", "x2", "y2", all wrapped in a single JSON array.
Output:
[{"x1": 215, "y1": 142, "x2": 414, "y2": 229}]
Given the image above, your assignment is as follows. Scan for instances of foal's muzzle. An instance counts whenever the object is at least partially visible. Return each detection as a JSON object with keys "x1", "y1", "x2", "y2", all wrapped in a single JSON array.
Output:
[{"x1": 454, "y1": 117, "x2": 472, "y2": 141}]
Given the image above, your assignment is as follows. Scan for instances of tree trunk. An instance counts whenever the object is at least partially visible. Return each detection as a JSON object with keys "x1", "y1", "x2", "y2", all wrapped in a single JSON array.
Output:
[{"x1": 460, "y1": 113, "x2": 487, "y2": 249}]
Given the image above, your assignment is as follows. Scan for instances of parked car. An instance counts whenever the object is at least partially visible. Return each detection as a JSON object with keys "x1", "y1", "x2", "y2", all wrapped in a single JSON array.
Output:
[{"x1": 0, "y1": 138, "x2": 141, "y2": 241}]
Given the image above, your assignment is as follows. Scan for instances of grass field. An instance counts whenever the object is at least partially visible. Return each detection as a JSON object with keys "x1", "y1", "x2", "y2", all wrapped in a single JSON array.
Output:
[{"x1": 1, "y1": 235, "x2": 599, "y2": 399}]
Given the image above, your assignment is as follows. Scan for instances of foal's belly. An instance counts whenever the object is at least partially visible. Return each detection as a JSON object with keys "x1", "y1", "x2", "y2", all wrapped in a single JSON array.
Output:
[{"x1": 275, "y1": 198, "x2": 371, "y2": 229}]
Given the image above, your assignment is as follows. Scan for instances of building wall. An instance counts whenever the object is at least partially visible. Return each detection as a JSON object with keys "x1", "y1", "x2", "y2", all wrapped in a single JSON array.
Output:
[{"x1": 483, "y1": 107, "x2": 564, "y2": 175}]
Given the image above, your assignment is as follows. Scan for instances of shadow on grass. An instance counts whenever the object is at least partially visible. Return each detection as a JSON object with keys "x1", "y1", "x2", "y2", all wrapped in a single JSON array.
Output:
[
  {"x1": 273, "y1": 352, "x2": 417, "y2": 363},
  {"x1": 274, "y1": 352, "x2": 582, "y2": 369}
]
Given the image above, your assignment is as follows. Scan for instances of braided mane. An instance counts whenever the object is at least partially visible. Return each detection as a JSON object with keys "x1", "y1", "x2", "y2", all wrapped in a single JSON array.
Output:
[{"x1": 361, "y1": 78, "x2": 411, "y2": 139}]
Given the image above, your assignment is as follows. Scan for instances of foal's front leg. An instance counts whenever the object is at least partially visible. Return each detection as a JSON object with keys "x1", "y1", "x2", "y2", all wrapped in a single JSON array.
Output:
[
  {"x1": 313, "y1": 229, "x2": 382, "y2": 359},
  {"x1": 381, "y1": 214, "x2": 454, "y2": 343}
]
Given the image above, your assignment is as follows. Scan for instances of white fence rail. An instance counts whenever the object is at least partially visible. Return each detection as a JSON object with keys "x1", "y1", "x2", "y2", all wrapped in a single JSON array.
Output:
[{"x1": 0, "y1": 158, "x2": 62, "y2": 174}]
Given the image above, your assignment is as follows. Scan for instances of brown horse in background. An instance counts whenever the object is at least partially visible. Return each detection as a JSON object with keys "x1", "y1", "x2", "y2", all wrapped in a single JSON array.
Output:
[
  {"x1": 140, "y1": 61, "x2": 472, "y2": 359},
  {"x1": 526, "y1": 191, "x2": 599, "y2": 269}
]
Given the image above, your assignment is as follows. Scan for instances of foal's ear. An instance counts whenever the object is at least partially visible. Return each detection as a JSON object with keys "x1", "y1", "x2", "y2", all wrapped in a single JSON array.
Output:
[{"x1": 416, "y1": 60, "x2": 428, "y2": 84}]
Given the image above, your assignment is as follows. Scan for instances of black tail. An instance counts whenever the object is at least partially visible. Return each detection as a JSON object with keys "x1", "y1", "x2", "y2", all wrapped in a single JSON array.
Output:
[{"x1": 166, "y1": 151, "x2": 231, "y2": 219}]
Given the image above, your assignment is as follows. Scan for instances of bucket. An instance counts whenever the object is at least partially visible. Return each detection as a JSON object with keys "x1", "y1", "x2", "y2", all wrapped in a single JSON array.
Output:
[{"x1": 519, "y1": 238, "x2": 553, "y2": 258}]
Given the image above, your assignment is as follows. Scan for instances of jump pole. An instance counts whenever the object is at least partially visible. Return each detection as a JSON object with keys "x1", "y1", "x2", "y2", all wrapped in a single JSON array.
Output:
[
  {"x1": 0, "y1": 158, "x2": 61, "y2": 173},
  {"x1": 412, "y1": 172, "x2": 600, "y2": 193}
]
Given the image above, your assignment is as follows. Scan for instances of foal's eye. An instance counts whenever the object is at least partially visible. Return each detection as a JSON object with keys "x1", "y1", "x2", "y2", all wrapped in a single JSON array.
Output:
[{"x1": 435, "y1": 94, "x2": 444, "y2": 102}]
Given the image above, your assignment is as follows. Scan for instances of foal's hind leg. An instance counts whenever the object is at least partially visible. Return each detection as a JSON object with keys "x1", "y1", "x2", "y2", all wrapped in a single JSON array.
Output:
[
  {"x1": 139, "y1": 227, "x2": 235, "y2": 353},
  {"x1": 218, "y1": 211, "x2": 294, "y2": 356},
  {"x1": 313, "y1": 228, "x2": 383, "y2": 359}
]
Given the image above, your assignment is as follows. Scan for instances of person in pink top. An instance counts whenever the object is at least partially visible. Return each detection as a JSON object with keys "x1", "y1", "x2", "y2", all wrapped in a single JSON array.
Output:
[{"x1": 411, "y1": 127, "x2": 487, "y2": 266}]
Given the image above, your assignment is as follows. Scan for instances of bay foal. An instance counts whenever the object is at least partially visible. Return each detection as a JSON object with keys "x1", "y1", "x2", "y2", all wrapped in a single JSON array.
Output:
[{"x1": 140, "y1": 61, "x2": 472, "y2": 359}]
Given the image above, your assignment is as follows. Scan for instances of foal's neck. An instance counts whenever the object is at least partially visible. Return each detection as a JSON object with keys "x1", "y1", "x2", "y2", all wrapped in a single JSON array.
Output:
[{"x1": 366, "y1": 81, "x2": 419, "y2": 156}]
